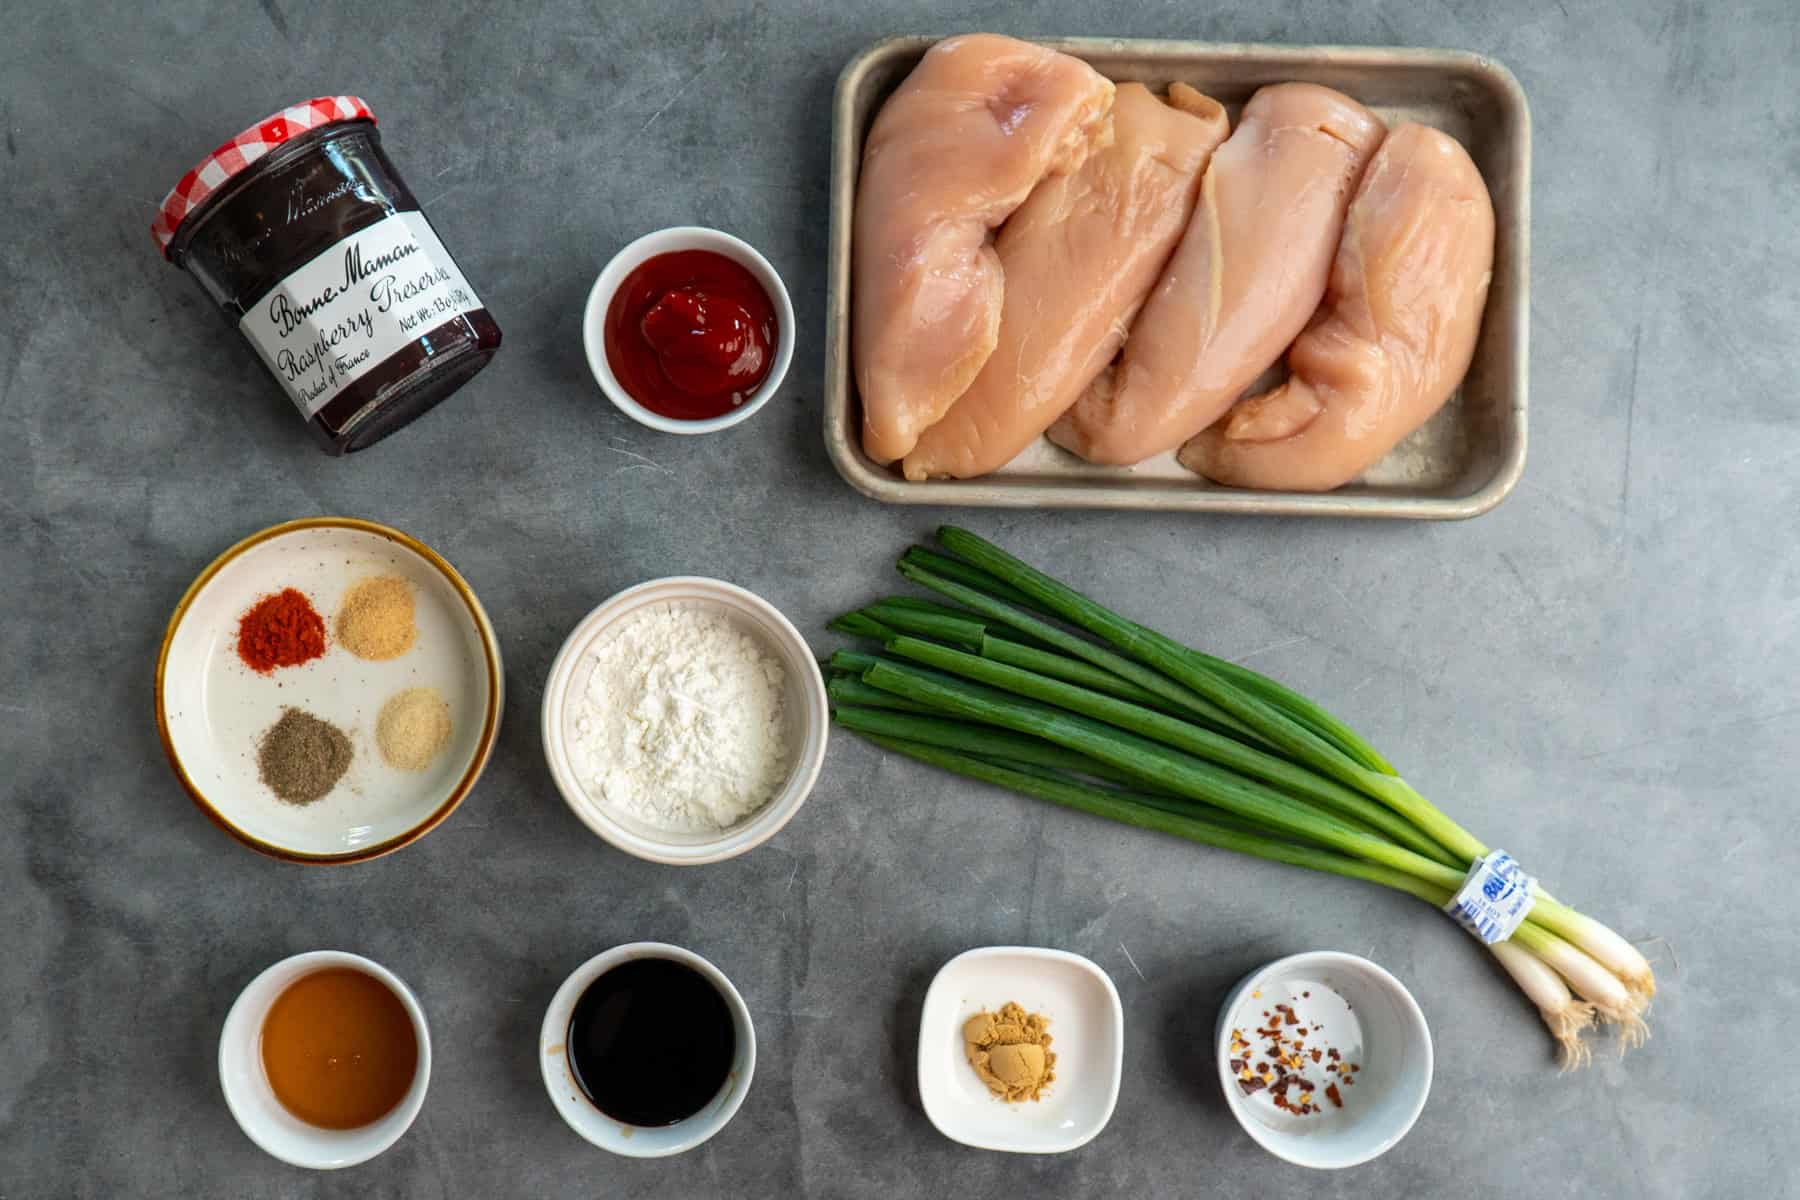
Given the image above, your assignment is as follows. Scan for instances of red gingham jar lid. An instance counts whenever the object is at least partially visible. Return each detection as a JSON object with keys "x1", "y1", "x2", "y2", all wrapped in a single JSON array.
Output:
[{"x1": 151, "y1": 95, "x2": 376, "y2": 256}]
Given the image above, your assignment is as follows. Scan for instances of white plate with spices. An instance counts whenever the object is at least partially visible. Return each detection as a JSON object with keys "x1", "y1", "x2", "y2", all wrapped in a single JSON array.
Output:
[
  {"x1": 540, "y1": 576, "x2": 828, "y2": 865},
  {"x1": 155, "y1": 517, "x2": 502, "y2": 864},
  {"x1": 917, "y1": 946, "x2": 1123, "y2": 1154}
]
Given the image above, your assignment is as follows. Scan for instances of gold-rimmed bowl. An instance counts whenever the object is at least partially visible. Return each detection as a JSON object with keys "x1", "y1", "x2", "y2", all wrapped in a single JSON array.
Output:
[{"x1": 155, "y1": 517, "x2": 503, "y2": 864}]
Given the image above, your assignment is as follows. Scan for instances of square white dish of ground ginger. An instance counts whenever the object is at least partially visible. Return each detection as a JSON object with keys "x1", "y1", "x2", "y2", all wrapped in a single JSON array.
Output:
[{"x1": 917, "y1": 946, "x2": 1123, "y2": 1153}]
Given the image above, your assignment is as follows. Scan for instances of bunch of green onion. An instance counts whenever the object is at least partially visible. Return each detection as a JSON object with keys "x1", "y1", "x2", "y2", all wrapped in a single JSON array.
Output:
[{"x1": 826, "y1": 526, "x2": 1655, "y2": 1071}]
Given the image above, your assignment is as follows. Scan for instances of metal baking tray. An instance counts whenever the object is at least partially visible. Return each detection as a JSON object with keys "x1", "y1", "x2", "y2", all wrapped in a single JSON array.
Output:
[{"x1": 823, "y1": 36, "x2": 1530, "y2": 519}]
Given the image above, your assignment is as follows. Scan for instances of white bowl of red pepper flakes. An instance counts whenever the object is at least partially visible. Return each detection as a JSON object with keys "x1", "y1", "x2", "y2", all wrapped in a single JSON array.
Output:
[{"x1": 1214, "y1": 951, "x2": 1432, "y2": 1170}]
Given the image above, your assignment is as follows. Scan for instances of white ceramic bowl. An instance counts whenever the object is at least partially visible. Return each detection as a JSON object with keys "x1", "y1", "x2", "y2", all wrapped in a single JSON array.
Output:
[
  {"x1": 540, "y1": 943, "x2": 756, "y2": 1157},
  {"x1": 917, "y1": 946, "x2": 1124, "y2": 1154},
  {"x1": 156, "y1": 518, "x2": 503, "y2": 864},
  {"x1": 540, "y1": 576, "x2": 827, "y2": 865},
  {"x1": 581, "y1": 225, "x2": 795, "y2": 434},
  {"x1": 1214, "y1": 951, "x2": 1432, "y2": 1170},
  {"x1": 219, "y1": 951, "x2": 431, "y2": 1169}
]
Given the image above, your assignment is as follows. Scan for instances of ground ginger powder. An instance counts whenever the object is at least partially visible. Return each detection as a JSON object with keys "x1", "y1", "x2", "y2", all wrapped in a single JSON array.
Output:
[{"x1": 963, "y1": 1002, "x2": 1055, "y2": 1102}]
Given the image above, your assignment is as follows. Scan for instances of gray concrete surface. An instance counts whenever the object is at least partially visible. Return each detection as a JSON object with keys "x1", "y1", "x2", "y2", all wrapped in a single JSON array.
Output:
[{"x1": 2, "y1": 1, "x2": 1795, "y2": 1196}]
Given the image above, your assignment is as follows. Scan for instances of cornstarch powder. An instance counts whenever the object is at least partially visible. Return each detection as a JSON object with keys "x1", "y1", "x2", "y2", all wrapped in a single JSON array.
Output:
[{"x1": 570, "y1": 605, "x2": 791, "y2": 831}]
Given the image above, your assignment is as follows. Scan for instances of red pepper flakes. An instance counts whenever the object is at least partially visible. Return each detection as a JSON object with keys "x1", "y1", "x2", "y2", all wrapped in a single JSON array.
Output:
[{"x1": 1236, "y1": 993, "x2": 1359, "y2": 1118}]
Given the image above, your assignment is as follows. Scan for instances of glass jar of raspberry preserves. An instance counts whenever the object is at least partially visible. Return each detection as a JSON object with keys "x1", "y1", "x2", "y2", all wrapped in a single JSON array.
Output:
[{"x1": 153, "y1": 96, "x2": 501, "y2": 454}]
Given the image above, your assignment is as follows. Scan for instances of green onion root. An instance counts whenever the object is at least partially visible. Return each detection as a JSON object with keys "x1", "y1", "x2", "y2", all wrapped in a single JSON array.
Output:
[
  {"x1": 1489, "y1": 940, "x2": 1596, "y2": 1071},
  {"x1": 1511, "y1": 923, "x2": 1649, "y2": 1048}
]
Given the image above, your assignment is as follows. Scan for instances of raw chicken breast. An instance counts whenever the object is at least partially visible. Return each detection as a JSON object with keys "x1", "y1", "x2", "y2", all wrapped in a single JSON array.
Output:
[
  {"x1": 1048, "y1": 83, "x2": 1385, "y2": 466},
  {"x1": 901, "y1": 83, "x2": 1230, "y2": 481},
  {"x1": 1179, "y1": 123, "x2": 1494, "y2": 491},
  {"x1": 854, "y1": 35, "x2": 1115, "y2": 464}
]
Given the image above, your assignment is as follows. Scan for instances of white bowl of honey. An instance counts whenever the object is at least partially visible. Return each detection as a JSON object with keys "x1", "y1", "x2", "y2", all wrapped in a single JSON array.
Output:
[{"x1": 218, "y1": 950, "x2": 431, "y2": 1169}]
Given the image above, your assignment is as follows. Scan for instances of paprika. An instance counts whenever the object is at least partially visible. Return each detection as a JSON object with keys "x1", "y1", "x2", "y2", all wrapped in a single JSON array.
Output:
[{"x1": 236, "y1": 588, "x2": 327, "y2": 673}]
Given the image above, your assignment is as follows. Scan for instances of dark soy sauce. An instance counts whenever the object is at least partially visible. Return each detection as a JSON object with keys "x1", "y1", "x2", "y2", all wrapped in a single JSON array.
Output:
[{"x1": 567, "y1": 958, "x2": 735, "y2": 1126}]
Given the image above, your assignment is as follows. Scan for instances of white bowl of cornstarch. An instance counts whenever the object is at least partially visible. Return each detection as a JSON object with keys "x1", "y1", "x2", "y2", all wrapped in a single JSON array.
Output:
[{"x1": 541, "y1": 577, "x2": 828, "y2": 865}]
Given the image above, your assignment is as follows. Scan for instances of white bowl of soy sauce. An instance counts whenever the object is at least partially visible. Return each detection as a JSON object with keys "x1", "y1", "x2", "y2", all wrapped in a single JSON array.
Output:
[{"x1": 540, "y1": 942, "x2": 755, "y2": 1156}]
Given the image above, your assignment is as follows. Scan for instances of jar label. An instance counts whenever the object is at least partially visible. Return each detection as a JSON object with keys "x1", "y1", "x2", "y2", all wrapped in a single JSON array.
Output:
[{"x1": 238, "y1": 211, "x2": 484, "y2": 418}]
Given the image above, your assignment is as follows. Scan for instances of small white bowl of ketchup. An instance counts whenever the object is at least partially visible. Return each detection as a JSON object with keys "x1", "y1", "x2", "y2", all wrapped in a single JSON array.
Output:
[{"x1": 583, "y1": 226, "x2": 794, "y2": 434}]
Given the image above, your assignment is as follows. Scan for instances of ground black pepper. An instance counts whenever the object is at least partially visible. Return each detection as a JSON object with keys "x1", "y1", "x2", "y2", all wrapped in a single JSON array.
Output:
[{"x1": 257, "y1": 708, "x2": 354, "y2": 804}]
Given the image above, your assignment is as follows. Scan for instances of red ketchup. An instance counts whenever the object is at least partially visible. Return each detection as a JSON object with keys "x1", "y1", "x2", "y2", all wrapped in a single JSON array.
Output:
[{"x1": 604, "y1": 250, "x2": 777, "y2": 421}]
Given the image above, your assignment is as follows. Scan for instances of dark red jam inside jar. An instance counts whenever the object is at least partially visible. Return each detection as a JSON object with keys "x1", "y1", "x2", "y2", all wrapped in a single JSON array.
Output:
[{"x1": 155, "y1": 97, "x2": 501, "y2": 454}]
